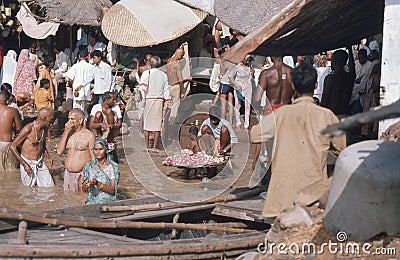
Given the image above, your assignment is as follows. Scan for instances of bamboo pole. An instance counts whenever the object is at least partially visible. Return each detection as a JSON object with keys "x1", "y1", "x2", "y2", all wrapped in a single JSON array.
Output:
[
  {"x1": 0, "y1": 208, "x2": 255, "y2": 234},
  {"x1": 101, "y1": 186, "x2": 265, "y2": 212},
  {"x1": 321, "y1": 100, "x2": 400, "y2": 136},
  {"x1": 0, "y1": 233, "x2": 265, "y2": 257},
  {"x1": 222, "y1": 0, "x2": 305, "y2": 64}
]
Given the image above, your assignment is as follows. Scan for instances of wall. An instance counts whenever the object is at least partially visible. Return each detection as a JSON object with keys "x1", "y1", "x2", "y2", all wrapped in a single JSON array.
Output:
[{"x1": 379, "y1": 0, "x2": 400, "y2": 134}]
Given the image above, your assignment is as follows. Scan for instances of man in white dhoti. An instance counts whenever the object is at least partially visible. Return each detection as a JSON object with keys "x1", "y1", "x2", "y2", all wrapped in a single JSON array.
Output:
[
  {"x1": 10, "y1": 107, "x2": 55, "y2": 187},
  {"x1": 138, "y1": 56, "x2": 170, "y2": 152}
]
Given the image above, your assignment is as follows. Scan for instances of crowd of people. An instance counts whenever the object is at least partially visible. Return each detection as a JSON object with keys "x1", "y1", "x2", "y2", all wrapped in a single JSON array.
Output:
[{"x1": 0, "y1": 19, "x2": 397, "y2": 214}]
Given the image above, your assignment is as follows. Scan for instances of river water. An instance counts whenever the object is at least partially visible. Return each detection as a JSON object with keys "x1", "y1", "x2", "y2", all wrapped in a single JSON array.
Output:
[{"x1": 0, "y1": 126, "x2": 256, "y2": 212}]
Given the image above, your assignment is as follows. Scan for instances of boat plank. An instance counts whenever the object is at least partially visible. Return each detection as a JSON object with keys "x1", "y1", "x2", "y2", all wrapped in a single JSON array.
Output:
[
  {"x1": 212, "y1": 198, "x2": 272, "y2": 224},
  {"x1": 111, "y1": 204, "x2": 216, "y2": 221}
]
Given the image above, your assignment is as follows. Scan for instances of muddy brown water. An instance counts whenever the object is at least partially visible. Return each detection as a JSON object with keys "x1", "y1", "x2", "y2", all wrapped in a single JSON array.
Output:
[{"x1": 0, "y1": 117, "x2": 258, "y2": 212}]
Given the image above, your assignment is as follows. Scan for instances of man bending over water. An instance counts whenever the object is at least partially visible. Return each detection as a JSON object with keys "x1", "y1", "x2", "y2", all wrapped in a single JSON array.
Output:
[{"x1": 10, "y1": 107, "x2": 55, "y2": 187}]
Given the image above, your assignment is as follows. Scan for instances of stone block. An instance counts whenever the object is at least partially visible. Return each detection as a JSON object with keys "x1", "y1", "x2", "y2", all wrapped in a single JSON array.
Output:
[
  {"x1": 277, "y1": 205, "x2": 313, "y2": 229},
  {"x1": 324, "y1": 140, "x2": 400, "y2": 241}
]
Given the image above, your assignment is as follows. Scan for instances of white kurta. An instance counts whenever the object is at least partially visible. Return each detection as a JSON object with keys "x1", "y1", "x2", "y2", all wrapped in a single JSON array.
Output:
[
  {"x1": 64, "y1": 60, "x2": 94, "y2": 101},
  {"x1": 92, "y1": 61, "x2": 112, "y2": 95}
]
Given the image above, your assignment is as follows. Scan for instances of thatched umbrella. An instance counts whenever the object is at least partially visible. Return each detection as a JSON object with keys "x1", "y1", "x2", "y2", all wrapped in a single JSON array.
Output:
[
  {"x1": 18, "y1": 0, "x2": 112, "y2": 26},
  {"x1": 101, "y1": 0, "x2": 207, "y2": 47}
]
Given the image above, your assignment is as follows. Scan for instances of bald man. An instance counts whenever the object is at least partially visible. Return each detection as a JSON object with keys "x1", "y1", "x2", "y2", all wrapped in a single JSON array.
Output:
[
  {"x1": 57, "y1": 108, "x2": 95, "y2": 191},
  {"x1": 10, "y1": 107, "x2": 55, "y2": 187},
  {"x1": 166, "y1": 44, "x2": 192, "y2": 119},
  {"x1": 0, "y1": 91, "x2": 21, "y2": 172}
]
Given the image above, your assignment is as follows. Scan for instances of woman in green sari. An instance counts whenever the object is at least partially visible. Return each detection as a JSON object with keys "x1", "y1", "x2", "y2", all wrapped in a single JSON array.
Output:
[{"x1": 82, "y1": 139, "x2": 119, "y2": 205}]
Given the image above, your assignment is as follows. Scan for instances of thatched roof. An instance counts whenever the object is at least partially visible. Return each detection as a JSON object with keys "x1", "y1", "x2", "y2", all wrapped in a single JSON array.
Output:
[
  {"x1": 20, "y1": 0, "x2": 112, "y2": 26},
  {"x1": 215, "y1": 0, "x2": 384, "y2": 56}
]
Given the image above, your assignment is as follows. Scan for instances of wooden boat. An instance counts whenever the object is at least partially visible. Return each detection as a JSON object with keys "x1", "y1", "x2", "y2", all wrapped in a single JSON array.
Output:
[{"x1": 0, "y1": 187, "x2": 270, "y2": 259}]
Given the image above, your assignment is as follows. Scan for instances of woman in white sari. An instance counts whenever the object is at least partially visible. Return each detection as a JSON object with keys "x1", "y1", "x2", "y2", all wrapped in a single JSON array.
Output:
[{"x1": 0, "y1": 50, "x2": 18, "y2": 85}]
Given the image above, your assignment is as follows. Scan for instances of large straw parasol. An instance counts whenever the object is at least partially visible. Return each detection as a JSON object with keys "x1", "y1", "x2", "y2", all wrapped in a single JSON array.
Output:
[
  {"x1": 101, "y1": 0, "x2": 208, "y2": 47},
  {"x1": 18, "y1": 0, "x2": 112, "y2": 26}
]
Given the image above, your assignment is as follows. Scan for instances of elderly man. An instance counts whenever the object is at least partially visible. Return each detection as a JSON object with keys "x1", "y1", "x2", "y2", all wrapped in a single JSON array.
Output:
[
  {"x1": 0, "y1": 91, "x2": 21, "y2": 172},
  {"x1": 57, "y1": 108, "x2": 95, "y2": 191},
  {"x1": 138, "y1": 56, "x2": 170, "y2": 152},
  {"x1": 251, "y1": 64, "x2": 346, "y2": 218},
  {"x1": 10, "y1": 107, "x2": 55, "y2": 187}
]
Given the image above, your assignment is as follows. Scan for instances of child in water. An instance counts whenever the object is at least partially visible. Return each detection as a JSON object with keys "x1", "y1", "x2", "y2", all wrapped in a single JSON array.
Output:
[{"x1": 187, "y1": 126, "x2": 200, "y2": 154}]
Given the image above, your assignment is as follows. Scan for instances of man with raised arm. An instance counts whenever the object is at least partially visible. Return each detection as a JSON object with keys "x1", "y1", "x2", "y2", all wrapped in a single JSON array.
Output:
[{"x1": 57, "y1": 108, "x2": 95, "y2": 191}]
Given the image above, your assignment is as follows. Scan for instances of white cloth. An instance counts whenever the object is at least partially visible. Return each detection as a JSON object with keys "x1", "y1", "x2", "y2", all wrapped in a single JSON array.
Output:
[
  {"x1": 355, "y1": 60, "x2": 372, "y2": 80},
  {"x1": 64, "y1": 60, "x2": 94, "y2": 101},
  {"x1": 314, "y1": 66, "x2": 331, "y2": 102},
  {"x1": 73, "y1": 100, "x2": 88, "y2": 118},
  {"x1": 55, "y1": 62, "x2": 68, "y2": 74},
  {"x1": 209, "y1": 63, "x2": 220, "y2": 92},
  {"x1": 234, "y1": 90, "x2": 252, "y2": 129},
  {"x1": 0, "y1": 50, "x2": 17, "y2": 85},
  {"x1": 16, "y1": 3, "x2": 59, "y2": 39},
  {"x1": 198, "y1": 118, "x2": 238, "y2": 144},
  {"x1": 138, "y1": 68, "x2": 170, "y2": 100},
  {"x1": 283, "y1": 56, "x2": 294, "y2": 68},
  {"x1": 90, "y1": 103, "x2": 122, "y2": 118},
  {"x1": 88, "y1": 42, "x2": 106, "y2": 53},
  {"x1": 55, "y1": 51, "x2": 70, "y2": 69},
  {"x1": 20, "y1": 155, "x2": 55, "y2": 187},
  {"x1": 76, "y1": 29, "x2": 89, "y2": 47},
  {"x1": 106, "y1": 41, "x2": 117, "y2": 65},
  {"x1": 92, "y1": 61, "x2": 112, "y2": 95}
]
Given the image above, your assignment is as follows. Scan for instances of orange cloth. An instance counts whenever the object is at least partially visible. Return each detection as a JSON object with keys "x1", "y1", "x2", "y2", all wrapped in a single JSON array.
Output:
[
  {"x1": 35, "y1": 68, "x2": 55, "y2": 101},
  {"x1": 33, "y1": 88, "x2": 52, "y2": 111},
  {"x1": 263, "y1": 103, "x2": 285, "y2": 115}
]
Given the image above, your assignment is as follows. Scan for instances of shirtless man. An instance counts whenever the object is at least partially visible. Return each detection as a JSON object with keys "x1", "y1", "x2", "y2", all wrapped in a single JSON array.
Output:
[
  {"x1": 253, "y1": 56, "x2": 294, "y2": 171},
  {"x1": 10, "y1": 107, "x2": 55, "y2": 187},
  {"x1": 255, "y1": 56, "x2": 294, "y2": 112},
  {"x1": 57, "y1": 108, "x2": 95, "y2": 191},
  {"x1": 0, "y1": 92, "x2": 21, "y2": 172},
  {"x1": 133, "y1": 53, "x2": 152, "y2": 78},
  {"x1": 166, "y1": 44, "x2": 191, "y2": 119}
]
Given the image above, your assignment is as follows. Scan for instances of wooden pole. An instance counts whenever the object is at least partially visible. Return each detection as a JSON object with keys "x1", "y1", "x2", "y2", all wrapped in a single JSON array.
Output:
[
  {"x1": 16, "y1": 221, "x2": 27, "y2": 245},
  {"x1": 0, "y1": 233, "x2": 265, "y2": 257},
  {"x1": 0, "y1": 208, "x2": 255, "y2": 234},
  {"x1": 222, "y1": 0, "x2": 305, "y2": 65},
  {"x1": 101, "y1": 186, "x2": 265, "y2": 212},
  {"x1": 321, "y1": 100, "x2": 400, "y2": 136},
  {"x1": 69, "y1": 26, "x2": 73, "y2": 63}
]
